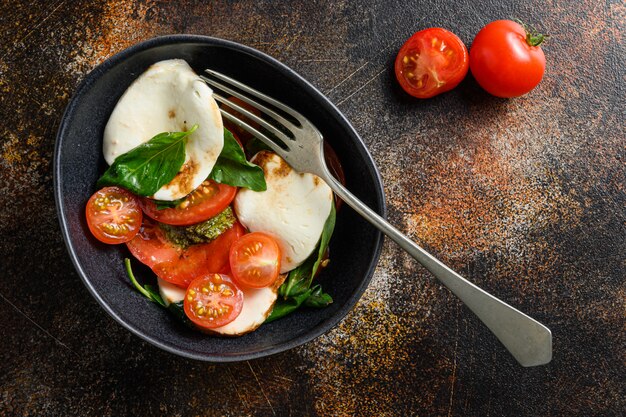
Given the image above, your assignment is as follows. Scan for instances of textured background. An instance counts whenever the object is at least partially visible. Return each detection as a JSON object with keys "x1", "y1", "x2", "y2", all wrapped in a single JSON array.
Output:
[{"x1": 1, "y1": 0, "x2": 624, "y2": 416}]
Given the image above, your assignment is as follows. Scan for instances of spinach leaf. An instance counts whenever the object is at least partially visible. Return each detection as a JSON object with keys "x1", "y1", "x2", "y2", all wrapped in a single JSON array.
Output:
[
  {"x1": 303, "y1": 285, "x2": 333, "y2": 308},
  {"x1": 245, "y1": 136, "x2": 272, "y2": 157},
  {"x1": 312, "y1": 201, "x2": 336, "y2": 278},
  {"x1": 124, "y1": 258, "x2": 166, "y2": 307},
  {"x1": 278, "y1": 251, "x2": 316, "y2": 298},
  {"x1": 268, "y1": 201, "x2": 336, "y2": 322},
  {"x1": 266, "y1": 289, "x2": 314, "y2": 323},
  {"x1": 97, "y1": 125, "x2": 197, "y2": 196},
  {"x1": 209, "y1": 128, "x2": 267, "y2": 191}
]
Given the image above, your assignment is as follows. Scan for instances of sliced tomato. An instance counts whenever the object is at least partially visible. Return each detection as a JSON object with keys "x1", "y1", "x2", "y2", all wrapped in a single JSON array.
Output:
[
  {"x1": 85, "y1": 187, "x2": 142, "y2": 244},
  {"x1": 395, "y1": 28, "x2": 469, "y2": 98},
  {"x1": 141, "y1": 180, "x2": 237, "y2": 226},
  {"x1": 229, "y1": 232, "x2": 281, "y2": 288},
  {"x1": 184, "y1": 273, "x2": 244, "y2": 329},
  {"x1": 126, "y1": 218, "x2": 246, "y2": 287}
]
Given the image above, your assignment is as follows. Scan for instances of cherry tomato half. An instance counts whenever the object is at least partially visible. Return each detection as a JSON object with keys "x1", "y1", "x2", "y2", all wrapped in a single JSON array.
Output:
[
  {"x1": 126, "y1": 218, "x2": 246, "y2": 287},
  {"x1": 229, "y1": 232, "x2": 281, "y2": 288},
  {"x1": 141, "y1": 180, "x2": 237, "y2": 226},
  {"x1": 85, "y1": 186, "x2": 142, "y2": 244},
  {"x1": 395, "y1": 28, "x2": 469, "y2": 98},
  {"x1": 469, "y1": 20, "x2": 546, "y2": 98},
  {"x1": 184, "y1": 273, "x2": 244, "y2": 329}
]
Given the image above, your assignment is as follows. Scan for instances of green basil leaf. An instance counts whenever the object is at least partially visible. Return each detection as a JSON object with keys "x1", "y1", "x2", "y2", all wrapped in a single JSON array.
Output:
[
  {"x1": 278, "y1": 253, "x2": 315, "y2": 298},
  {"x1": 97, "y1": 125, "x2": 197, "y2": 196},
  {"x1": 311, "y1": 200, "x2": 336, "y2": 278},
  {"x1": 245, "y1": 136, "x2": 272, "y2": 158},
  {"x1": 209, "y1": 128, "x2": 267, "y2": 191},
  {"x1": 303, "y1": 285, "x2": 333, "y2": 308},
  {"x1": 265, "y1": 289, "x2": 314, "y2": 323},
  {"x1": 124, "y1": 258, "x2": 166, "y2": 307}
]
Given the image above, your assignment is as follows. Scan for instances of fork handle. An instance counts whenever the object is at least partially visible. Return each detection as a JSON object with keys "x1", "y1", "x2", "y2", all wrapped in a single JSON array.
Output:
[{"x1": 324, "y1": 175, "x2": 552, "y2": 366}]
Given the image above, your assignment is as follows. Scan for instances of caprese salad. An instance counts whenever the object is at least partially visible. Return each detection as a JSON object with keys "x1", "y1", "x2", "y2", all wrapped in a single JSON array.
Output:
[{"x1": 85, "y1": 59, "x2": 338, "y2": 335}]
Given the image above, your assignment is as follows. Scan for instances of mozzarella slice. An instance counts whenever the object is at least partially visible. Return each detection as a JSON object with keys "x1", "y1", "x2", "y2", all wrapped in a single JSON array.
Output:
[
  {"x1": 157, "y1": 277, "x2": 186, "y2": 307},
  {"x1": 210, "y1": 275, "x2": 285, "y2": 336},
  {"x1": 234, "y1": 151, "x2": 333, "y2": 273},
  {"x1": 156, "y1": 275, "x2": 285, "y2": 336},
  {"x1": 103, "y1": 59, "x2": 223, "y2": 200}
]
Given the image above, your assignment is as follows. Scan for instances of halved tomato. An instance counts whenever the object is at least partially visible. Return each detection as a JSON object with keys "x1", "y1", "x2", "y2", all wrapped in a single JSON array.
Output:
[
  {"x1": 395, "y1": 28, "x2": 469, "y2": 98},
  {"x1": 229, "y1": 232, "x2": 281, "y2": 288},
  {"x1": 86, "y1": 186, "x2": 142, "y2": 244},
  {"x1": 141, "y1": 180, "x2": 237, "y2": 226},
  {"x1": 184, "y1": 273, "x2": 244, "y2": 329},
  {"x1": 126, "y1": 217, "x2": 246, "y2": 287}
]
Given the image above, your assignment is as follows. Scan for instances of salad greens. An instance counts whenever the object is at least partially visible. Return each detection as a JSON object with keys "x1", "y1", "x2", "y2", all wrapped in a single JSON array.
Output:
[
  {"x1": 209, "y1": 129, "x2": 267, "y2": 191},
  {"x1": 98, "y1": 125, "x2": 197, "y2": 196},
  {"x1": 125, "y1": 258, "x2": 194, "y2": 328},
  {"x1": 266, "y1": 201, "x2": 336, "y2": 323},
  {"x1": 125, "y1": 258, "x2": 166, "y2": 307},
  {"x1": 107, "y1": 127, "x2": 266, "y2": 209}
]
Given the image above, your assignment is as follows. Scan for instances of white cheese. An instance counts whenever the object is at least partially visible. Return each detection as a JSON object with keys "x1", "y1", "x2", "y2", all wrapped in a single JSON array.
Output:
[
  {"x1": 157, "y1": 277, "x2": 186, "y2": 307},
  {"x1": 157, "y1": 275, "x2": 283, "y2": 335},
  {"x1": 234, "y1": 151, "x2": 333, "y2": 273},
  {"x1": 210, "y1": 285, "x2": 280, "y2": 336},
  {"x1": 103, "y1": 59, "x2": 223, "y2": 200}
]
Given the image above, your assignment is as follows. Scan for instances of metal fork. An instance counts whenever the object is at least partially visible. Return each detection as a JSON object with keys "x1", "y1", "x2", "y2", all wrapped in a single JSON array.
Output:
[{"x1": 201, "y1": 69, "x2": 552, "y2": 367}]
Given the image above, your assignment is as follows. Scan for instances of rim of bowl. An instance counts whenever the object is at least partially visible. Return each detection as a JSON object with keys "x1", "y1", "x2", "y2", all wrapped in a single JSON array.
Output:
[{"x1": 53, "y1": 34, "x2": 387, "y2": 362}]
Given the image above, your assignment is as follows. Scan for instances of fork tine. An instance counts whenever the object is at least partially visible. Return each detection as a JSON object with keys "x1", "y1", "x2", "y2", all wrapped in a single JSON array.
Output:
[
  {"x1": 204, "y1": 70, "x2": 307, "y2": 122},
  {"x1": 200, "y1": 74, "x2": 299, "y2": 134},
  {"x1": 212, "y1": 93, "x2": 293, "y2": 145},
  {"x1": 219, "y1": 109, "x2": 289, "y2": 158}
]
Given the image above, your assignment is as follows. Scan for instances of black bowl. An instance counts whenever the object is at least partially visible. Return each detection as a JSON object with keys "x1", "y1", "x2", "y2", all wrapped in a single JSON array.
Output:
[{"x1": 54, "y1": 35, "x2": 385, "y2": 362}]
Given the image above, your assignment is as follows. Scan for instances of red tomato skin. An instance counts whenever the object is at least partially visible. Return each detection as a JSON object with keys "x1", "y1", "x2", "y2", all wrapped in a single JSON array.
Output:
[
  {"x1": 395, "y1": 28, "x2": 469, "y2": 99},
  {"x1": 469, "y1": 20, "x2": 546, "y2": 98},
  {"x1": 126, "y1": 218, "x2": 246, "y2": 288},
  {"x1": 86, "y1": 187, "x2": 142, "y2": 244},
  {"x1": 184, "y1": 273, "x2": 244, "y2": 329},
  {"x1": 141, "y1": 180, "x2": 237, "y2": 226},
  {"x1": 229, "y1": 232, "x2": 281, "y2": 288}
]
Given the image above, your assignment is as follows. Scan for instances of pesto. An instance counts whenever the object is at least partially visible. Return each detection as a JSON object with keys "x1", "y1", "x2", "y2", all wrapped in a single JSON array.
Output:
[{"x1": 160, "y1": 206, "x2": 236, "y2": 249}]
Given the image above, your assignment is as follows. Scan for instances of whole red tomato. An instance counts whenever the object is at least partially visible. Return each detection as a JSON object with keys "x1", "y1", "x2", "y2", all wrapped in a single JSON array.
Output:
[
  {"x1": 395, "y1": 28, "x2": 469, "y2": 99},
  {"x1": 469, "y1": 20, "x2": 546, "y2": 98}
]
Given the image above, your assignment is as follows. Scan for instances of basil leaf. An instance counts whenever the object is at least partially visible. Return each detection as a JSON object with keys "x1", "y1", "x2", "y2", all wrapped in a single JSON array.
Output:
[
  {"x1": 209, "y1": 128, "x2": 267, "y2": 191},
  {"x1": 97, "y1": 125, "x2": 197, "y2": 196},
  {"x1": 245, "y1": 136, "x2": 272, "y2": 158},
  {"x1": 279, "y1": 253, "x2": 315, "y2": 298},
  {"x1": 269, "y1": 202, "x2": 336, "y2": 322},
  {"x1": 312, "y1": 200, "x2": 336, "y2": 278},
  {"x1": 265, "y1": 289, "x2": 314, "y2": 323},
  {"x1": 124, "y1": 258, "x2": 166, "y2": 307},
  {"x1": 124, "y1": 259, "x2": 196, "y2": 329},
  {"x1": 303, "y1": 285, "x2": 333, "y2": 308}
]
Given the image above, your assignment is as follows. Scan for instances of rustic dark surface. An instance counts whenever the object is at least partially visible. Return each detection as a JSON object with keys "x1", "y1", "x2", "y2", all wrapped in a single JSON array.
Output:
[{"x1": 1, "y1": 0, "x2": 624, "y2": 416}]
